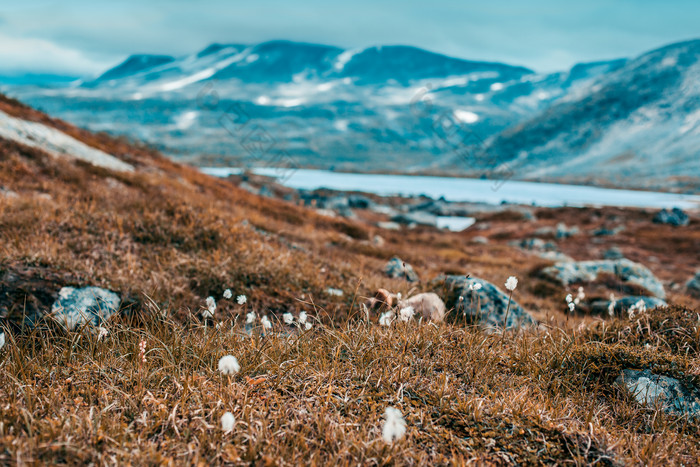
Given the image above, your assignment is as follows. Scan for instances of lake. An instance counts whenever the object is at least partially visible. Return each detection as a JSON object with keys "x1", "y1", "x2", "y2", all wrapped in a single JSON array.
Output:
[{"x1": 201, "y1": 167, "x2": 700, "y2": 210}]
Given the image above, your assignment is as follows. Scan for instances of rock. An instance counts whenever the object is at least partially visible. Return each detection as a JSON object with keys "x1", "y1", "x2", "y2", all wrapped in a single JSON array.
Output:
[
  {"x1": 348, "y1": 195, "x2": 373, "y2": 209},
  {"x1": 592, "y1": 226, "x2": 625, "y2": 236},
  {"x1": 616, "y1": 369, "x2": 700, "y2": 417},
  {"x1": 384, "y1": 257, "x2": 419, "y2": 282},
  {"x1": 590, "y1": 296, "x2": 667, "y2": 315},
  {"x1": 377, "y1": 221, "x2": 401, "y2": 231},
  {"x1": 603, "y1": 247, "x2": 624, "y2": 260},
  {"x1": 51, "y1": 286, "x2": 121, "y2": 330},
  {"x1": 686, "y1": 271, "x2": 700, "y2": 298},
  {"x1": 259, "y1": 185, "x2": 274, "y2": 197},
  {"x1": 541, "y1": 259, "x2": 665, "y2": 299},
  {"x1": 369, "y1": 204, "x2": 399, "y2": 216},
  {"x1": 653, "y1": 207, "x2": 689, "y2": 226},
  {"x1": 325, "y1": 287, "x2": 344, "y2": 297},
  {"x1": 437, "y1": 275, "x2": 536, "y2": 329},
  {"x1": 556, "y1": 223, "x2": 579, "y2": 239},
  {"x1": 513, "y1": 238, "x2": 547, "y2": 251},
  {"x1": 315, "y1": 208, "x2": 337, "y2": 217},
  {"x1": 391, "y1": 211, "x2": 438, "y2": 227},
  {"x1": 372, "y1": 235, "x2": 385, "y2": 247}
]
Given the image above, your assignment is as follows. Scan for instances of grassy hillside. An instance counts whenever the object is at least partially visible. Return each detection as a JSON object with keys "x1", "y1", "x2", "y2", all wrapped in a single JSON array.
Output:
[{"x1": 0, "y1": 93, "x2": 699, "y2": 464}]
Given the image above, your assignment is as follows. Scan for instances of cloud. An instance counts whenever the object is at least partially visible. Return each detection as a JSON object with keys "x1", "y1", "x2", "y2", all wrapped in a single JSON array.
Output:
[{"x1": 0, "y1": 32, "x2": 115, "y2": 76}]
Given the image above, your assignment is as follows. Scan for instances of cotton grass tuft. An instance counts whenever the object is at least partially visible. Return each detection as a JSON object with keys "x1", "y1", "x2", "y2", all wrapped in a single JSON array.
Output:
[
  {"x1": 218, "y1": 355, "x2": 240, "y2": 375},
  {"x1": 382, "y1": 407, "x2": 406, "y2": 443}
]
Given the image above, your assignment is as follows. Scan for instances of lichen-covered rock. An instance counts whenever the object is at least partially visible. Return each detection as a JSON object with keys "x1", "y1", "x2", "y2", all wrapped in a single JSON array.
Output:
[
  {"x1": 590, "y1": 296, "x2": 667, "y2": 315},
  {"x1": 541, "y1": 259, "x2": 665, "y2": 299},
  {"x1": 686, "y1": 271, "x2": 700, "y2": 298},
  {"x1": 653, "y1": 207, "x2": 689, "y2": 226},
  {"x1": 51, "y1": 286, "x2": 121, "y2": 330},
  {"x1": 437, "y1": 275, "x2": 535, "y2": 329},
  {"x1": 384, "y1": 257, "x2": 419, "y2": 282},
  {"x1": 391, "y1": 211, "x2": 437, "y2": 227},
  {"x1": 616, "y1": 369, "x2": 700, "y2": 417}
]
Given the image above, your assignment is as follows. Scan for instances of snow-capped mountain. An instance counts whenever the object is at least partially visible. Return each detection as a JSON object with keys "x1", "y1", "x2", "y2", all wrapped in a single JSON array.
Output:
[
  {"x1": 481, "y1": 39, "x2": 700, "y2": 189},
  {"x1": 4, "y1": 39, "x2": 698, "y2": 189}
]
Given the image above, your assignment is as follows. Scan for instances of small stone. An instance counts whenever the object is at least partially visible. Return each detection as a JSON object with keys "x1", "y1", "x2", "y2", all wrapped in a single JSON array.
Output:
[
  {"x1": 384, "y1": 257, "x2": 419, "y2": 282},
  {"x1": 686, "y1": 271, "x2": 700, "y2": 298},
  {"x1": 653, "y1": 207, "x2": 689, "y2": 226}
]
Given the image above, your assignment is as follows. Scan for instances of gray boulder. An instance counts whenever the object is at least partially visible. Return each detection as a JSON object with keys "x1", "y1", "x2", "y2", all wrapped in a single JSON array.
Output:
[
  {"x1": 384, "y1": 257, "x2": 419, "y2": 282},
  {"x1": 686, "y1": 271, "x2": 700, "y2": 298},
  {"x1": 541, "y1": 259, "x2": 665, "y2": 299},
  {"x1": 590, "y1": 296, "x2": 667, "y2": 315},
  {"x1": 438, "y1": 275, "x2": 535, "y2": 329},
  {"x1": 616, "y1": 369, "x2": 700, "y2": 417},
  {"x1": 391, "y1": 211, "x2": 438, "y2": 227},
  {"x1": 653, "y1": 207, "x2": 689, "y2": 226},
  {"x1": 51, "y1": 286, "x2": 121, "y2": 330}
]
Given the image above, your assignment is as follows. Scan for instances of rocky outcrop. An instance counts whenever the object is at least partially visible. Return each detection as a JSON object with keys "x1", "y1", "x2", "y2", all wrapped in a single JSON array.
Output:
[{"x1": 541, "y1": 259, "x2": 665, "y2": 299}]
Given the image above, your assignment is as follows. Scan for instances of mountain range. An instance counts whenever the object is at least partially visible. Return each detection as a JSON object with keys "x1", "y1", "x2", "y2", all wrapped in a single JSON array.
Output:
[{"x1": 3, "y1": 39, "x2": 699, "y2": 191}]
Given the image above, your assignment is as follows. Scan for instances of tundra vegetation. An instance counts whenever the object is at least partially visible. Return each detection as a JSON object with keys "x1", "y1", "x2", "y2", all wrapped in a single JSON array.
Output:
[{"x1": 0, "y1": 94, "x2": 699, "y2": 464}]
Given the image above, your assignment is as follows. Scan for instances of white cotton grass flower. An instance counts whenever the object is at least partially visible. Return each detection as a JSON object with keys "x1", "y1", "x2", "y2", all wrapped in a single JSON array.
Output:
[
  {"x1": 396, "y1": 292, "x2": 402, "y2": 300},
  {"x1": 283, "y1": 312, "x2": 294, "y2": 325},
  {"x1": 379, "y1": 311, "x2": 394, "y2": 327},
  {"x1": 304, "y1": 322, "x2": 313, "y2": 331},
  {"x1": 261, "y1": 315, "x2": 272, "y2": 330},
  {"x1": 0, "y1": 332, "x2": 5, "y2": 350},
  {"x1": 298, "y1": 311, "x2": 308, "y2": 325},
  {"x1": 469, "y1": 282, "x2": 482, "y2": 292},
  {"x1": 246, "y1": 311, "x2": 256, "y2": 324},
  {"x1": 218, "y1": 355, "x2": 241, "y2": 375},
  {"x1": 204, "y1": 296, "x2": 216, "y2": 318},
  {"x1": 568, "y1": 302, "x2": 575, "y2": 312},
  {"x1": 608, "y1": 293, "x2": 617, "y2": 317},
  {"x1": 223, "y1": 289, "x2": 232, "y2": 300},
  {"x1": 236, "y1": 295, "x2": 247, "y2": 305},
  {"x1": 382, "y1": 407, "x2": 406, "y2": 443},
  {"x1": 221, "y1": 412, "x2": 235, "y2": 433},
  {"x1": 505, "y1": 276, "x2": 518, "y2": 291},
  {"x1": 565, "y1": 294, "x2": 573, "y2": 304},
  {"x1": 97, "y1": 326, "x2": 109, "y2": 341},
  {"x1": 628, "y1": 299, "x2": 647, "y2": 320},
  {"x1": 399, "y1": 306, "x2": 415, "y2": 322}
]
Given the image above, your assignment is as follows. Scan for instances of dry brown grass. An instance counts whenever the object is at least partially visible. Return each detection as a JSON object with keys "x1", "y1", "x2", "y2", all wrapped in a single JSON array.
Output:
[
  {"x1": 1, "y1": 306, "x2": 699, "y2": 465},
  {"x1": 1, "y1": 95, "x2": 700, "y2": 464}
]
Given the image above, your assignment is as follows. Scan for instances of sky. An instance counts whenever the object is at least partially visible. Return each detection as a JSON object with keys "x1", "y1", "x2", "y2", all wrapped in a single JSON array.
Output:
[{"x1": 1, "y1": 0, "x2": 699, "y2": 77}]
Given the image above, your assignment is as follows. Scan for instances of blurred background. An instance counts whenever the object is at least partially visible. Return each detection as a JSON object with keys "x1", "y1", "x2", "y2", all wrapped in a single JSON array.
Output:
[{"x1": 1, "y1": 0, "x2": 699, "y2": 192}]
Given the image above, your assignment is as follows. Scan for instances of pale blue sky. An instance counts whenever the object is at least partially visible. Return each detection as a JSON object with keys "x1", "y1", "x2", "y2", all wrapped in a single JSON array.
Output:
[{"x1": 1, "y1": 0, "x2": 698, "y2": 76}]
